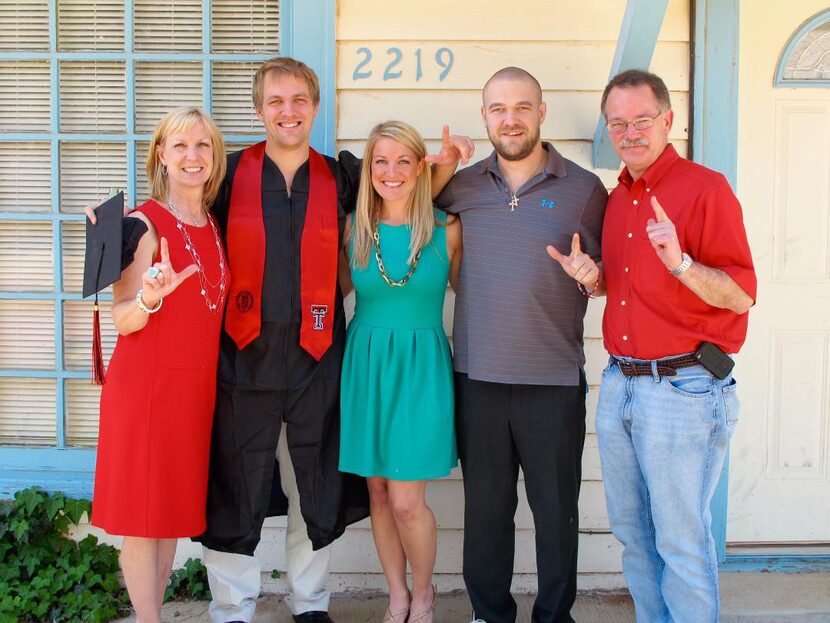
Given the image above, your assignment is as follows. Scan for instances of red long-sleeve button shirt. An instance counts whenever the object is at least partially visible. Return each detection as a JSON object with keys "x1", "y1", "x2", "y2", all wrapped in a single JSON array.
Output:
[{"x1": 602, "y1": 145, "x2": 757, "y2": 359}]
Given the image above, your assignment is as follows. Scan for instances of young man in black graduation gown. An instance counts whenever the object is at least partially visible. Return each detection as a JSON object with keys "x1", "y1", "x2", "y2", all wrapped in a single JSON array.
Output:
[{"x1": 196, "y1": 57, "x2": 471, "y2": 623}]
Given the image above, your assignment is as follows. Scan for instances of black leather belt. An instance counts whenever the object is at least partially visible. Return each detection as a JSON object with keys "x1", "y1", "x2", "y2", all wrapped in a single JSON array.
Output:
[{"x1": 614, "y1": 354, "x2": 700, "y2": 377}]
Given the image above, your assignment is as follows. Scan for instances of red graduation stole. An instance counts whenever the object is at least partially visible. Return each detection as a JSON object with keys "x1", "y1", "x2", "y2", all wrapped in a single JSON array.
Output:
[{"x1": 224, "y1": 141, "x2": 338, "y2": 360}]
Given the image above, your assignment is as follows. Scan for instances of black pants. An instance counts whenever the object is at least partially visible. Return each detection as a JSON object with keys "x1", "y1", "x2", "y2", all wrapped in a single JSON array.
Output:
[{"x1": 455, "y1": 372, "x2": 586, "y2": 623}]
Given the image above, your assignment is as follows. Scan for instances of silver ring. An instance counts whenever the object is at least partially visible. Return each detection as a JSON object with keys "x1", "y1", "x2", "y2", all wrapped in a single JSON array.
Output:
[{"x1": 148, "y1": 267, "x2": 160, "y2": 279}]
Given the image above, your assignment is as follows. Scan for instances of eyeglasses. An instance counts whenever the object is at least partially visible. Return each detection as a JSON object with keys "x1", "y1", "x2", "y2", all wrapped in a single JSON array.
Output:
[{"x1": 605, "y1": 111, "x2": 664, "y2": 134}]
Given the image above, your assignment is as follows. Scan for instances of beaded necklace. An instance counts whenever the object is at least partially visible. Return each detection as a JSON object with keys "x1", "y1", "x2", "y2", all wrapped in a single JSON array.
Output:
[{"x1": 167, "y1": 198, "x2": 227, "y2": 312}]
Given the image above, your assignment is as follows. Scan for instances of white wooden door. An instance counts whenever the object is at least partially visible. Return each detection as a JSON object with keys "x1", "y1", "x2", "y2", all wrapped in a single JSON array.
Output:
[{"x1": 729, "y1": 2, "x2": 830, "y2": 545}]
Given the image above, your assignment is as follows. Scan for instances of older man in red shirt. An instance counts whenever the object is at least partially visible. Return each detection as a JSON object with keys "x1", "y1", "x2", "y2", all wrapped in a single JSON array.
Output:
[{"x1": 548, "y1": 69, "x2": 755, "y2": 622}]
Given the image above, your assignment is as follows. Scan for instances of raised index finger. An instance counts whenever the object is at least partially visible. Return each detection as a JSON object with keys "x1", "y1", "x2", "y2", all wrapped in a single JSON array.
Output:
[
  {"x1": 441, "y1": 124, "x2": 451, "y2": 147},
  {"x1": 651, "y1": 195, "x2": 669, "y2": 223},
  {"x1": 570, "y1": 233, "x2": 583, "y2": 257},
  {"x1": 159, "y1": 236, "x2": 170, "y2": 265}
]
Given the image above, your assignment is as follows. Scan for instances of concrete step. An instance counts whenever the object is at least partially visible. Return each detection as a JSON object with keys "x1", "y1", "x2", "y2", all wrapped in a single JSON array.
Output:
[
  {"x1": 136, "y1": 592, "x2": 637, "y2": 622},
  {"x1": 721, "y1": 572, "x2": 830, "y2": 622},
  {"x1": 116, "y1": 572, "x2": 830, "y2": 622}
]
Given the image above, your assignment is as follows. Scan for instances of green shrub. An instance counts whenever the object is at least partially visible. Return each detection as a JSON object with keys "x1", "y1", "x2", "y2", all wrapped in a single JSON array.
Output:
[{"x1": 0, "y1": 487, "x2": 130, "y2": 622}]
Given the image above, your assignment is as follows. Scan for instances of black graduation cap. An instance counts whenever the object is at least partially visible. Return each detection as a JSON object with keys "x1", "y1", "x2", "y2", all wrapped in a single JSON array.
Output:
[
  {"x1": 83, "y1": 191, "x2": 124, "y2": 384},
  {"x1": 83, "y1": 191, "x2": 124, "y2": 298}
]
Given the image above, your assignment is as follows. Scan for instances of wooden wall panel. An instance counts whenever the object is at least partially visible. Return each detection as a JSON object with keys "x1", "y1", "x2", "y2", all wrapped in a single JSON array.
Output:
[{"x1": 337, "y1": 0, "x2": 689, "y2": 42}]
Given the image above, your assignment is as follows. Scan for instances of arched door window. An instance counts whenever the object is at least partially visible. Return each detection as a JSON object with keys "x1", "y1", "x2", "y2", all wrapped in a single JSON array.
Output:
[{"x1": 775, "y1": 9, "x2": 830, "y2": 86}]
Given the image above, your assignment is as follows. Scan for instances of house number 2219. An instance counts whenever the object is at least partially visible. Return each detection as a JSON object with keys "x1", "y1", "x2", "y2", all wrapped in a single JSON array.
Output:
[{"x1": 352, "y1": 47, "x2": 455, "y2": 82}]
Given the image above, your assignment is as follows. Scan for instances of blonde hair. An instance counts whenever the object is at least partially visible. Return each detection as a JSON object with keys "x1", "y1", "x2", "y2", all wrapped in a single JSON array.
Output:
[
  {"x1": 252, "y1": 56, "x2": 321, "y2": 110},
  {"x1": 351, "y1": 121, "x2": 434, "y2": 269},
  {"x1": 146, "y1": 107, "x2": 226, "y2": 208}
]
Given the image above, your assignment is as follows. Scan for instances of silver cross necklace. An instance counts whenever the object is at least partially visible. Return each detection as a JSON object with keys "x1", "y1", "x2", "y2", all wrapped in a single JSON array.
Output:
[{"x1": 503, "y1": 164, "x2": 545, "y2": 212}]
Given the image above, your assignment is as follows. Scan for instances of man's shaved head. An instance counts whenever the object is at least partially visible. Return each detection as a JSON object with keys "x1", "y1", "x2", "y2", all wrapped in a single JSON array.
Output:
[
  {"x1": 480, "y1": 66, "x2": 546, "y2": 161},
  {"x1": 483, "y1": 67, "x2": 543, "y2": 103}
]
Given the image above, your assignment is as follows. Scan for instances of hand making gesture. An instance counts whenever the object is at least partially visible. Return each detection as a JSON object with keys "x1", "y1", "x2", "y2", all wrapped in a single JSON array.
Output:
[
  {"x1": 425, "y1": 124, "x2": 475, "y2": 166},
  {"x1": 546, "y1": 233, "x2": 602, "y2": 293},
  {"x1": 645, "y1": 195, "x2": 683, "y2": 270},
  {"x1": 139, "y1": 237, "x2": 197, "y2": 309}
]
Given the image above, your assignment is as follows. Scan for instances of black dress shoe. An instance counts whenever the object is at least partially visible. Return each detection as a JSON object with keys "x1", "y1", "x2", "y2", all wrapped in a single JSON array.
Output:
[{"x1": 292, "y1": 612, "x2": 335, "y2": 623}]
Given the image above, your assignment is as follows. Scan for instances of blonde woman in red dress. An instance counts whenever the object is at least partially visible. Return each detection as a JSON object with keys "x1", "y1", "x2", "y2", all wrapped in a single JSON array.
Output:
[{"x1": 90, "y1": 107, "x2": 228, "y2": 623}]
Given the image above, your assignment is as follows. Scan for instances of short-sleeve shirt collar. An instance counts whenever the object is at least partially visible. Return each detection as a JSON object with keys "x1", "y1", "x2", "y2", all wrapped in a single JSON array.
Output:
[
  {"x1": 617, "y1": 143, "x2": 680, "y2": 190},
  {"x1": 476, "y1": 142, "x2": 568, "y2": 180}
]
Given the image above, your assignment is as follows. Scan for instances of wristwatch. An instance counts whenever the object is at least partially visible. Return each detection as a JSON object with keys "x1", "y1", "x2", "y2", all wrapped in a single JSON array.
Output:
[{"x1": 669, "y1": 252, "x2": 694, "y2": 277}]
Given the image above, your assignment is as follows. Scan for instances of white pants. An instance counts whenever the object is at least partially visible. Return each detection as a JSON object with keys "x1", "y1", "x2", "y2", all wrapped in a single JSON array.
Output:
[{"x1": 204, "y1": 426, "x2": 332, "y2": 622}]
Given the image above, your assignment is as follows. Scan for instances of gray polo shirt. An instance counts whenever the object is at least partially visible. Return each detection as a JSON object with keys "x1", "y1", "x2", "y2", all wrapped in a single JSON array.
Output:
[{"x1": 437, "y1": 142, "x2": 607, "y2": 386}]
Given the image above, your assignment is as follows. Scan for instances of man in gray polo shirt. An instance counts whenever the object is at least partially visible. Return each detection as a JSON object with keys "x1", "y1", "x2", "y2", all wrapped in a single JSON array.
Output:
[{"x1": 436, "y1": 67, "x2": 607, "y2": 623}]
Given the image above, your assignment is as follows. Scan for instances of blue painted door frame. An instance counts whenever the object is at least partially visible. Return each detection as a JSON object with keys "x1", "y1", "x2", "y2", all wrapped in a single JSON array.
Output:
[{"x1": 692, "y1": 0, "x2": 739, "y2": 565}]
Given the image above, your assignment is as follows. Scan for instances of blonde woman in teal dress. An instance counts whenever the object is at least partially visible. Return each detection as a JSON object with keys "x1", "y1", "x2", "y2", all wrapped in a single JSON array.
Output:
[{"x1": 339, "y1": 121, "x2": 462, "y2": 623}]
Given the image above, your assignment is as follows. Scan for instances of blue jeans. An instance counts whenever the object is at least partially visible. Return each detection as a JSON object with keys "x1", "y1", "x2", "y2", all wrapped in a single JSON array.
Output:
[{"x1": 596, "y1": 356, "x2": 739, "y2": 623}]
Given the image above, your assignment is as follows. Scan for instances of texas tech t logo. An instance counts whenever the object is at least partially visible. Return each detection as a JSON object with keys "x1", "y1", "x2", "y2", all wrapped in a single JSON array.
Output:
[{"x1": 310, "y1": 304, "x2": 328, "y2": 330}]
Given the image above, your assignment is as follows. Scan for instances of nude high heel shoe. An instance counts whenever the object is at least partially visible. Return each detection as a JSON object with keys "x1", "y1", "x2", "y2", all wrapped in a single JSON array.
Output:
[
  {"x1": 383, "y1": 590, "x2": 410, "y2": 623},
  {"x1": 383, "y1": 604, "x2": 410, "y2": 623},
  {"x1": 408, "y1": 585, "x2": 436, "y2": 623}
]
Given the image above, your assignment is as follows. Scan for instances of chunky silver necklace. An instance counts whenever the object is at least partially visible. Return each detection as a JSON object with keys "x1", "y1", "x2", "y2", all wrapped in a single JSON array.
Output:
[
  {"x1": 167, "y1": 198, "x2": 227, "y2": 312},
  {"x1": 372, "y1": 217, "x2": 421, "y2": 287}
]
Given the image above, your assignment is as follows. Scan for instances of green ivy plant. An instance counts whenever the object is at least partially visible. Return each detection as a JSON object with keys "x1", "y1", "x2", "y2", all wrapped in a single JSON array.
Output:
[
  {"x1": 0, "y1": 487, "x2": 130, "y2": 622},
  {"x1": 164, "y1": 557, "x2": 211, "y2": 602}
]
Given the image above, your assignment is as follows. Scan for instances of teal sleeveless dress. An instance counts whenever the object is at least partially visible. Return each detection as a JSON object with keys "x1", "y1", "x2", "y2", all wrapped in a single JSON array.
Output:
[{"x1": 339, "y1": 209, "x2": 457, "y2": 480}]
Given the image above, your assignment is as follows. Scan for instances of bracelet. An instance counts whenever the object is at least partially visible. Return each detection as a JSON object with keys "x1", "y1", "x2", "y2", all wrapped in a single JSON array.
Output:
[
  {"x1": 577, "y1": 280, "x2": 599, "y2": 299},
  {"x1": 136, "y1": 288, "x2": 163, "y2": 313},
  {"x1": 577, "y1": 269, "x2": 601, "y2": 299}
]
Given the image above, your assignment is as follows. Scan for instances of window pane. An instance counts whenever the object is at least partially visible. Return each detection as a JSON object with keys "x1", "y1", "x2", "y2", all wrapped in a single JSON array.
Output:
[
  {"x1": 212, "y1": 62, "x2": 260, "y2": 134},
  {"x1": 134, "y1": 0, "x2": 202, "y2": 52},
  {"x1": 65, "y1": 379, "x2": 101, "y2": 447},
  {"x1": 63, "y1": 300, "x2": 117, "y2": 372},
  {"x1": 0, "y1": 1, "x2": 50, "y2": 52},
  {"x1": 135, "y1": 61, "x2": 203, "y2": 134},
  {"x1": 136, "y1": 141, "x2": 150, "y2": 201},
  {"x1": 212, "y1": 0, "x2": 279, "y2": 53},
  {"x1": 59, "y1": 142, "x2": 128, "y2": 214},
  {"x1": 0, "y1": 221, "x2": 53, "y2": 292},
  {"x1": 61, "y1": 220, "x2": 89, "y2": 294},
  {"x1": 0, "y1": 60, "x2": 51, "y2": 132},
  {"x1": 59, "y1": 61, "x2": 127, "y2": 133},
  {"x1": 0, "y1": 378, "x2": 56, "y2": 445},
  {"x1": 226, "y1": 140, "x2": 259, "y2": 154},
  {"x1": 58, "y1": 0, "x2": 126, "y2": 51},
  {"x1": 0, "y1": 142, "x2": 52, "y2": 213},
  {"x1": 0, "y1": 300, "x2": 55, "y2": 370}
]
